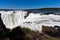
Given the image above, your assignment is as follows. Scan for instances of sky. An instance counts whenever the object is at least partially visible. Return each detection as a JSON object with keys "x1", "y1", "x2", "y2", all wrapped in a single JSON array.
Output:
[{"x1": 0, "y1": 0, "x2": 60, "y2": 9}]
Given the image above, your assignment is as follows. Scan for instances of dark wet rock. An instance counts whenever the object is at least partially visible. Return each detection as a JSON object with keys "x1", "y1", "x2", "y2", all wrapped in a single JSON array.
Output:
[
  {"x1": 0, "y1": 14, "x2": 7, "y2": 32},
  {"x1": 9, "y1": 26, "x2": 25, "y2": 40},
  {"x1": 9, "y1": 26, "x2": 43, "y2": 40},
  {"x1": 54, "y1": 25, "x2": 60, "y2": 31},
  {"x1": 24, "y1": 10, "x2": 32, "y2": 19},
  {"x1": 42, "y1": 25, "x2": 60, "y2": 37},
  {"x1": 0, "y1": 14, "x2": 6, "y2": 27}
]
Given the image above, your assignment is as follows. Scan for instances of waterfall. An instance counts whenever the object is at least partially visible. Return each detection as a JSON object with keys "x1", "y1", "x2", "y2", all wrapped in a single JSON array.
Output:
[
  {"x1": 1, "y1": 11, "x2": 60, "y2": 32},
  {"x1": 1, "y1": 11, "x2": 27, "y2": 29}
]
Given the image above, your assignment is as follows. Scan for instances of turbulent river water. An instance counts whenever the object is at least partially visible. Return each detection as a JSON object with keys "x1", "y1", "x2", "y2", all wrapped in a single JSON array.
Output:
[{"x1": 1, "y1": 11, "x2": 60, "y2": 32}]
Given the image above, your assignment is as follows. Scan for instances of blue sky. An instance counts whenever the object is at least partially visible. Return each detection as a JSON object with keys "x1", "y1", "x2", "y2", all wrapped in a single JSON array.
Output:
[{"x1": 0, "y1": 0, "x2": 60, "y2": 9}]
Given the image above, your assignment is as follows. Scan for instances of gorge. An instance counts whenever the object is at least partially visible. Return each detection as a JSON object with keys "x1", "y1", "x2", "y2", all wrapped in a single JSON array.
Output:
[{"x1": 0, "y1": 8, "x2": 60, "y2": 32}]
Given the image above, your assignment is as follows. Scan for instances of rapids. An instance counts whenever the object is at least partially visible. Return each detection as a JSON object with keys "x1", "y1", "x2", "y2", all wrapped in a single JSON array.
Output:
[{"x1": 0, "y1": 11, "x2": 60, "y2": 32}]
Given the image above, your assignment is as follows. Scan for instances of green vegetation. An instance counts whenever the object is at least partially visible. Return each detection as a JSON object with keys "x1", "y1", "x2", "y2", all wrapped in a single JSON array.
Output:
[{"x1": 40, "y1": 8, "x2": 60, "y2": 10}]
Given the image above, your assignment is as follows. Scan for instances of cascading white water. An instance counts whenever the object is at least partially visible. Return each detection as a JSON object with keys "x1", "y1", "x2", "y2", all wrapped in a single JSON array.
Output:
[
  {"x1": 1, "y1": 11, "x2": 60, "y2": 32},
  {"x1": 22, "y1": 13, "x2": 60, "y2": 32},
  {"x1": 1, "y1": 11, "x2": 27, "y2": 29}
]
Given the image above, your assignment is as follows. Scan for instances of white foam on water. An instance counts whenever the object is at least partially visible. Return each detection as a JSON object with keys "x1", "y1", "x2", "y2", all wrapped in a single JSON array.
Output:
[
  {"x1": 1, "y1": 11, "x2": 60, "y2": 32},
  {"x1": 1, "y1": 11, "x2": 27, "y2": 29}
]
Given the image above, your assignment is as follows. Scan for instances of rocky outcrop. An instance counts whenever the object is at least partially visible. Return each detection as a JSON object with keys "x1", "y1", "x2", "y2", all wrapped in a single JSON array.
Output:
[
  {"x1": 0, "y1": 14, "x2": 9, "y2": 40},
  {"x1": 0, "y1": 13, "x2": 7, "y2": 31},
  {"x1": 0, "y1": 25, "x2": 43, "y2": 40},
  {"x1": 22, "y1": 27, "x2": 42, "y2": 40},
  {"x1": 0, "y1": 14, "x2": 5, "y2": 27},
  {"x1": 24, "y1": 10, "x2": 32, "y2": 19},
  {"x1": 42, "y1": 25, "x2": 60, "y2": 37}
]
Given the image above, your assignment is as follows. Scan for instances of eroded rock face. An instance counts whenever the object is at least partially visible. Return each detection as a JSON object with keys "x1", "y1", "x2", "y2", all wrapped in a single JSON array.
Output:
[
  {"x1": 0, "y1": 14, "x2": 5, "y2": 26},
  {"x1": 0, "y1": 14, "x2": 6, "y2": 30},
  {"x1": 24, "y1": 10, "x2": 32, "y2": 19},
  {"x1": 0, "y1": 14, "x2": 8, "y2": 40}
]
